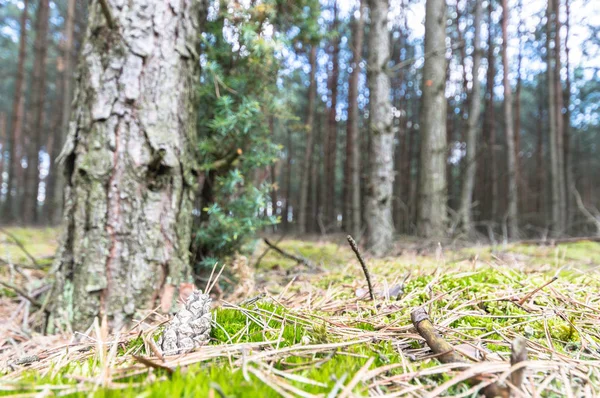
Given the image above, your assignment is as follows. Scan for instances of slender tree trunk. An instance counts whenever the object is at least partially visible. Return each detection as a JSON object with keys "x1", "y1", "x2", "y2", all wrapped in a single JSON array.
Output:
[
  {"x1": 0, "y1": 113, "x2": 5, "y2": 196},
  {"x1": 366, "y1": 0, "x2": 395, "y2": 255},
  {"x1": 459, "y1": 0, "x2": 482, "y2": 235},
  {"x1": 4, "y1": 0, "x2": 29, "y2": 222},
  {"x1": 546, "y1": 0, "x2": 561, "y2": 234},
  {"x1": 308, "y1": 111, "x2": 321, "y2": 233},
  {"x1": 23, "y1": 0, "x2": 50, "y2": 225},
  {"x1": 536, "y1": 107, "x2": 545, "y2": 215},
  {"x1": 553, "y1": 0, "x2": 567, "y2": 233},
  {"x1": 324, "y1": 2, "x2": 340, "y2": 230},
  {"x1": 345, "y1": 0, "x2": 365, "y2": 238},
  {"x1": 564, "y1": 0, "x2": 573, "y2": 226},
  {"x1": 46, "y1": 0, "x2": 77, "y2": 225},
  {"x1": 297, "y1": 46, "x2": 317, "y2": 234},
  {"x1": 417, "y1": 0, "x2": 448, "y2": 238},
  {"x1": 284, "y1": 129, "x2": 293, "y2": 230},
  {"x1": 484, "y1": 1, "x2": 498, "y2": 224},
  {"x1": 514, "y1": 0, "x2": 523, "y2": 210},
  {"x1": 501, "y1": 0, "x2": 518, "y2": 238},
  {"x1": 49, "y1": 0, "x2": 202, "y2": 332}
]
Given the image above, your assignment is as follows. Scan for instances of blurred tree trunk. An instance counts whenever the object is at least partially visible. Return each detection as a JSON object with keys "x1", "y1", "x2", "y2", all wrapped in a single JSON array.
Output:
[
  {"x1": 284, "y1": 129, "x2": 293, "y2": 230},
  {"x1": 23, "y1": 0, "x2": 50, "y2": 225},
  {"x1": 45, "y1": 0, "x2": 77, "y2": 225},
  {"x1": 459, "y1": 0, "x2": 482, "y2": 236},
  {"x1": 344, "y1": 0, "x2": 365, "y2": 238},
  {"x1": 298, "y1": 45, "x2": 317, "y2": 234},
  {"x1": 514, "y1": 0, "x2": 523, "y2": 211},
  {"x1": 483, "y1": 1, "x2": 498, "y2": 224},
  {"x1": 49, "y1": 0, "x2": 202, "y2": 332},
  {"x1": 0, "y1": 113, "x2": 5, "y2": 193},
  {"x1": 546, "y1": 0, "x2": 565, "y2": 234},
  {"x1": 324, "y1": 2, "x2": 340, "y2": 231},
  {"x1": 366, "y1": 0, "x2": 394, "y2": 255},
  {"x1": 417, "y1": 0, "x2": 448, "y2": 238},
  {"x1": 553, "y1": 0, "x2": 567, "y2": 233},
  {"x1": 564, "y1": 0, "x2": 573, "y2": 226},
  {"x1": 501, "y1": 0, "x2": 518, "y2": 238},
  {"x1": 4, "y1": 0, "x2": 29, "y2": 223}
]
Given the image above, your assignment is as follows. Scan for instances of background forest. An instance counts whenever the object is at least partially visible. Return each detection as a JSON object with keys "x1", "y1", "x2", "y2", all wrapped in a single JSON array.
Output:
[
  {"x1": 1, "y1": 0, "x2": 600, "y2": 256},
  {"x1": 1, "y1": 0, "x2": 600, "y2": 396}
]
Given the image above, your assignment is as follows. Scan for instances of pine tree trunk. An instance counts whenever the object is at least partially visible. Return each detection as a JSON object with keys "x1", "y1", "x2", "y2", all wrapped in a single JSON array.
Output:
[
  {"x1": 564, "y1": 0, "x2": 573, "y2": 227},
  {"x1": 459, "y1": 0, "x2": 482, "y2": 235},
  {"x1": 0, "y1": 113, "x2": 5, "y2": 193},
  {"x1": 23, "y1": 0, "x2": 50, "y2": 225},
  {"x1": 297, "y1": 46, "x2": 317, "y2": 235},
  {"x1": 501, "y1": 0, "x2": 518, "y2": 238},
  {"x1": 366, "y1": 0, "x2": 394, "y2": 255},
  {"x1": 45, "y1": 0, "x2": 77, "y2": 225},
  {"x1": 4, "y1": 0, "x2": 29, "y2": 223},
  {"x1": 484, "y1": 2, "x2": 498, "y2": 224},
  {"x1": 417, "y1": 0, "x2": 448, "y2": 238},
  {"x1": 552, "y1": 0, "x2": 567, "y2": 233},
  {"x1": 546, "y1": 0, "x2": 561, "y2": 235},
  {"x1": 284, "y1": 129, "x2": 293, "y2": 229},
  {"x1": 49, "y1": 0, "x2": 202, "y2": 332},
  {"x1": 345, "y1": 1, "x2": 365, "y2": 238},
  {"x1": 324, "y1": 4, "x2": 340, "y2": 231}
]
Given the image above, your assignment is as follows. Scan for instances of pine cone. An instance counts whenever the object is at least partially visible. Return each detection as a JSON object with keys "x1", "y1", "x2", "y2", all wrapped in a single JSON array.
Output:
[{"x1": 158, "y1": 290, "x2": 212, "y2": 355}]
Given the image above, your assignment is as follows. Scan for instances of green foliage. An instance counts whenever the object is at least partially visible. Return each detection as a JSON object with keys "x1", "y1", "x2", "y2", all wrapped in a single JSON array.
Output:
[{"x1": 193, "y1": 2, "x2": 285, "y2": 267}]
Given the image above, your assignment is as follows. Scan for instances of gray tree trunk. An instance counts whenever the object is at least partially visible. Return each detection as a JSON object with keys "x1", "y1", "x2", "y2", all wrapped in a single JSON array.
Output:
[
  {"x1": 47, "y1": 0, "x2": 76, "y2": 225},
  {"x1": 366, "y1": 0, "x2": 395, "y2": 255},
  {"x1": 297, "y1": 45, "x2": 317, "y2": 235},
  {"x1": 501, "y1": 0, "x2": 519, "y2": 238},
  {"x1": 546, "y1": 0, "x2": 561, "y2": 234},
  {"x1": 4, "y1": 0, "x2": 28, "y2": 223},
  {"x1": 345, "y1": 0, "x2": 365, "y2": 238},
  {"x1": 49, "y1": 0, "x2": 201, "y2": 332},
  {"x1": 459, "y1": 0, "x2": 482, "y2": 236},
  {"x1": 417, "y1": 0, "x2": 448, "y2": 238},
  {"x1": 23, "y1": 0, "x2": 50, "y2": 225}
]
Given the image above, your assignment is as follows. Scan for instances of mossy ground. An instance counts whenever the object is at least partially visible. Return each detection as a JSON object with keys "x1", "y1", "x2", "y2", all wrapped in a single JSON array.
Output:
[{"x1": 2, "y1": 230, "x2": 600, "y2": 396}]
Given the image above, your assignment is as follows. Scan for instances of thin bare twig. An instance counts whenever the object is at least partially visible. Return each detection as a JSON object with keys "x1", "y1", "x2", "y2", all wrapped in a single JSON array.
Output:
[
  {"x1": 346, "y1": 235, "x2": 374, "y2": 300},
  {"x1": 0, "y1": 227, "x2": 40, "y2": 267},
  {"x1": 263, "y1": 238, "x2": 315, "y2": 268}
]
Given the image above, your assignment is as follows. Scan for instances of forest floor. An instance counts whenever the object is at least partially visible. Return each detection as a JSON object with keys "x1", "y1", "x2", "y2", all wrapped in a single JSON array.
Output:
[{"x1": 1, "y1": 228, "x2": 600, "y2": 397}]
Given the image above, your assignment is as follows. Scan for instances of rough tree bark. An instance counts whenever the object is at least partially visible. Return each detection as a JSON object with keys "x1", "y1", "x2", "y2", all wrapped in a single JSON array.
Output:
[
  {"x1": 344, "y1": 0, "x2": 365, "y2": 238},
  {"x1": 4, "y1": 0, "x2": 29, "y2": 223},
  {"x1": 501, "y1": 0, "x2": 518, "y2": 238},
  {"x1": 23, "y1": 0, "x2": 50, "y2": 225},
  {"x1": 297, "y1": 45, "x2": 317, "y2": 235},
  {"x1": 324, "y1": 2, "x2": 340, "y2": 230},
  {"x1": 459, "y1": 0, "x2": 482, "y2": 236},
  {"x1": 366, "y1": 0, "x2": 395, "y2": 255},
  {"x1": 417, "y1": 0, "x2": 448, "y2": 238},
  {"x1": 49, "y1": 0, "x2": 202, "y2": 332},
  {"x1": 45, "y1": 0, "x2": 77, "y2": 225}
]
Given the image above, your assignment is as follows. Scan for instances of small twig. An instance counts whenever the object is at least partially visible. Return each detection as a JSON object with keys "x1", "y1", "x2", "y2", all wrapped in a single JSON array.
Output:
[
  {"x1": 132, "y1": 355, "x2": 174, "y2": 374},
  {"x1": 346, "y1": 235, "x2": 374, "y2": 301},
  {"x1": 0, "y1": 279, "x2": 42, "y2": 308},
  {"x1": 98, "y1": 0, "x2": 115, "y2": 29},
  {"x1": 0, "y1": 227, "x2": 40, "y2": 267},
  {"x1": 517, "y1": 276, "x2": 558, "y2": 306},
  {"x1": 254, "y1": 233, "x2": 287, "y2": 268},
  {"x1": 263, "y1": 238, "x2": 315, "y2": 268}
]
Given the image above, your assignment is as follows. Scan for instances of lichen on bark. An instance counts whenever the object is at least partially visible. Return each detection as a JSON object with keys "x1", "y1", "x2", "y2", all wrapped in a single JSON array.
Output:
[{"x1": 48, "y1": 0, "x2": 202, "y2": 333}]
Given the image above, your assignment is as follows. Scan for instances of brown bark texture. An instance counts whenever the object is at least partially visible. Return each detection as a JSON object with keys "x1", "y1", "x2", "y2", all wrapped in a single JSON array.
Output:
[{"x1": 49, "y1": 0, "x2": 202, "y2": 332}]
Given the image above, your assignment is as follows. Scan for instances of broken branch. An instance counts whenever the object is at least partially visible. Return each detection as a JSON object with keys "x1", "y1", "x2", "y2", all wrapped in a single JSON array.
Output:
[
  {"x1": 263, "y1": 238, "x2": 315, "y2": 268},
  {"x1": 411, "y1": 307, "x2": 528, "y2": 398}
]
